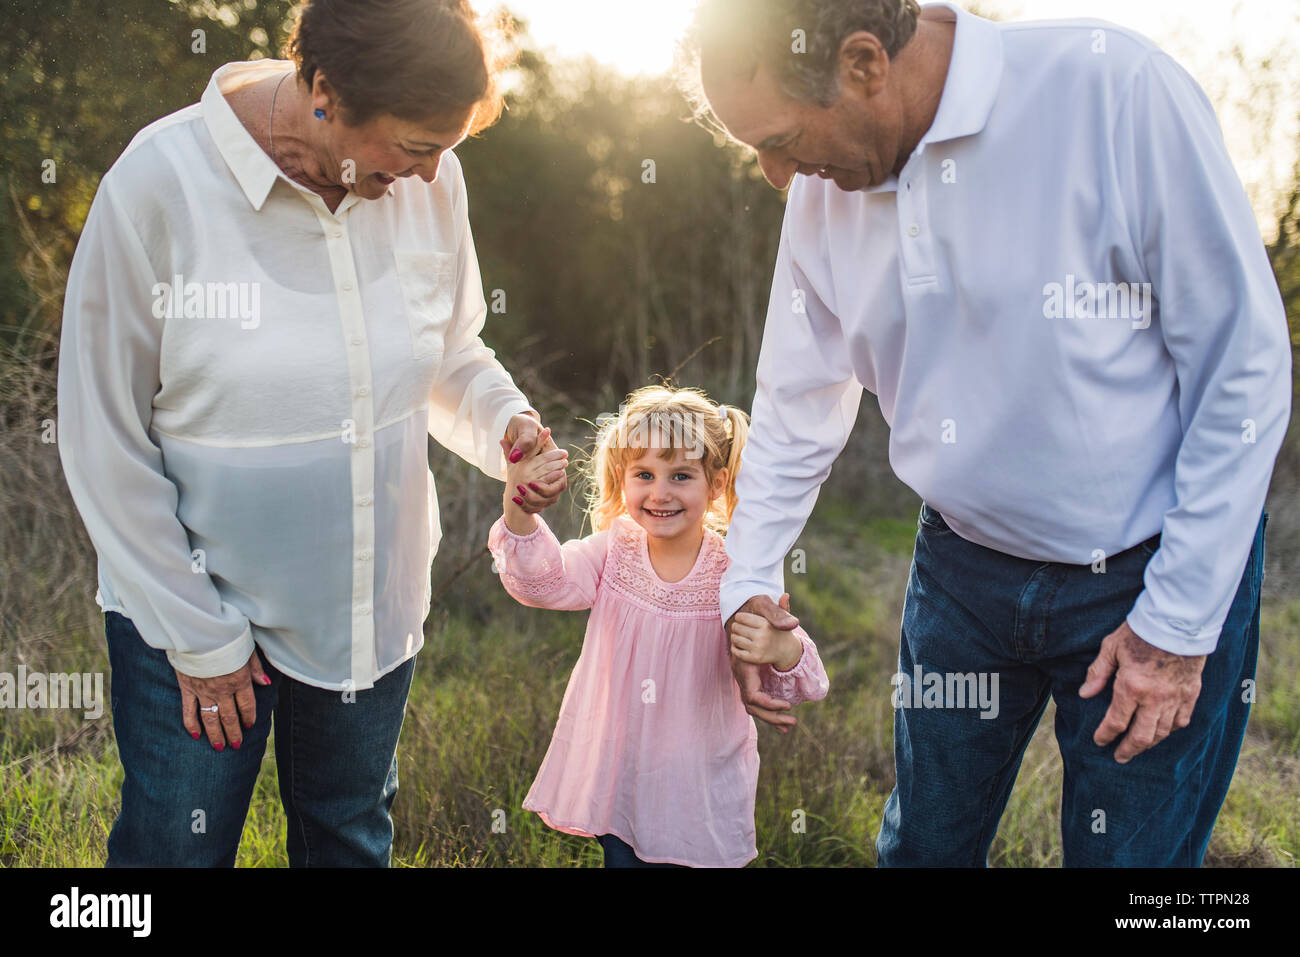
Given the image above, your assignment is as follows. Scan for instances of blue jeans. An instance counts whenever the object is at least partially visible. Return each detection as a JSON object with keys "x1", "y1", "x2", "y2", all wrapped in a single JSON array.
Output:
[
  {"x1": 103, "y1": 611, "x2": 415, "y2": 867},
  {"x1": 596, "y1": 834, "x2": 689, "y2": 868},
  {"x1": 877, "y1": 504, "x2": 1266, "y2": 867}
]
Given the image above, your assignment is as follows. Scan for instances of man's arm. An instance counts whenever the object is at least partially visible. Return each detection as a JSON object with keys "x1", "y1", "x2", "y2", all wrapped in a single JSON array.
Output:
[
  {"x1": 723, "y1": 180, "x2": 865, "y2": 725},
  {"x1": 1113, "y1": 50, "x2": 1290, "y2": 657},
  {"x1": 1081, "y1": 50, "x2": 1291, "y2": 762}
]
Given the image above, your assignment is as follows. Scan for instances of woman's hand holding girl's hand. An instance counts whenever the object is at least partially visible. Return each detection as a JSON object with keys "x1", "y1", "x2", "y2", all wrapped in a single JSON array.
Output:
[
  {"x1": 501, "y1": 416, "x2": 567, "y2": 513},
  {"x1": 501, "y1": 427, "x2": 568, "y2": 534},
  {"x1": 729, "y1": 593, "x2": 803, "y2": 673}
]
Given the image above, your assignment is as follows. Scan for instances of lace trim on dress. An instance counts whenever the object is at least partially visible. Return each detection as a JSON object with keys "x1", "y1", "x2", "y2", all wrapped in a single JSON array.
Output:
[{"x1": 605, "y1": 516, "x2": 728, "y2": 619}]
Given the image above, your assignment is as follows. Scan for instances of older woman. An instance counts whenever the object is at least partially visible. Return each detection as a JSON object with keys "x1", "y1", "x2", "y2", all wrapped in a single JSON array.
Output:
[{"x1": 55, "y1": 0, "x2": 563, "y2": 866}]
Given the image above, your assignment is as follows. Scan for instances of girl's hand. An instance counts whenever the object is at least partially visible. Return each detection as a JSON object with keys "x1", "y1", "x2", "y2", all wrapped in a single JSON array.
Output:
[{"x1": 729, "y1": 593, "x2": 803, "y2": 672}]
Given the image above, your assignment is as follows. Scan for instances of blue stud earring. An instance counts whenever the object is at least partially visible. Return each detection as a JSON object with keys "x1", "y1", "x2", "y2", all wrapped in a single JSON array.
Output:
[{"x1": 314, "y1": 109, "x2": 326, "y2": 120}]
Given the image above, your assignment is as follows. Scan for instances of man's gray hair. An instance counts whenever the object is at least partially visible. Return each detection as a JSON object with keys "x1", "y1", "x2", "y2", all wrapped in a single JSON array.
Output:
[{"x1": 677, "y1": 0, "x2": 921, "y2": 127}]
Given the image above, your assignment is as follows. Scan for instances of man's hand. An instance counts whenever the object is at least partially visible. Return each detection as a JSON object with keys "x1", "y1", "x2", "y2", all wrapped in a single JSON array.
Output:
[
  {"x1": 726, "y1": 593, "x2": 799, "y2": 734},
  {"x1": 1079, "y1": 620, "x2": 1206, "y2": 764},
  {"x1": 176, "y1": 650, "x2": 271, "y2": 751},
  {"x1": 501, "y1": 412, "x2": 566, "y2": 512}
]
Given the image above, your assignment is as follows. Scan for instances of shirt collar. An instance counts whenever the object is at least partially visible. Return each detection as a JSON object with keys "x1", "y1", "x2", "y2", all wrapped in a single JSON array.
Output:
[
  {"x1": 918, "y1": 1, "x2": 1004, "y2": 147},
  {"x1": 201, "y1": 59, "x2": 392, "y2": 212},
  {"x1": 856, "y1": 2, "x2": 1003, "y2": 194}
]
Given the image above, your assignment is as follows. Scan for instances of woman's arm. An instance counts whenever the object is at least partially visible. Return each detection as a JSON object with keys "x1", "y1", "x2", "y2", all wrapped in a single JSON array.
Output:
[
  {"x1": 426, "y1": 153, "x2": 538, "y2": 482},
  {"x1": 57, "y1": 173, "x2": 256, "y2": 679}
]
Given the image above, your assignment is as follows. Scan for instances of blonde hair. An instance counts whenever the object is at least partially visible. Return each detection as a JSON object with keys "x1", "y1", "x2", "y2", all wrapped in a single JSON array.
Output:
[{"x1": 583, "y1": 384, "x2": 749, "y2": 535}]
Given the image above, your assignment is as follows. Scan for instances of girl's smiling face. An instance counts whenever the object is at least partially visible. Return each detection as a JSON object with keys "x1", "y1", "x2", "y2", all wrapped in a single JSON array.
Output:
[{"x1": 622, "y1": 444, "x2": 727, "y2": 544}]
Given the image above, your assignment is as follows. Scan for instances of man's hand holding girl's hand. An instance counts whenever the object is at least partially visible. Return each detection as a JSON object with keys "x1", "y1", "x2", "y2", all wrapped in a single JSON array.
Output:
[
  {"x1": 730, "y1": 602, "x2": 804, "y2": 672},
  {"x1": 501, "y1": 425, "x2": 568, "y2": 534},
  {"x1": 725, "y1": 592, "x2": 800, "y2": 734}
]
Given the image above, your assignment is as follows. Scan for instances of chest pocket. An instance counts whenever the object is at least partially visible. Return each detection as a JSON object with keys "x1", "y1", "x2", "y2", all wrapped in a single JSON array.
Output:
[{"x1": 393, "y1": 249, "x2": 456, "y2": 361}]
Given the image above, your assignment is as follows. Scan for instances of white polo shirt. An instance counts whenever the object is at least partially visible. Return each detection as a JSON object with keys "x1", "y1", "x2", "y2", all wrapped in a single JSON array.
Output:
[
  {"x1": 57, "y1": 59, "x2": 534, "y2": 689},
  {"x1": 720, "y1": 3, "x2": 1292, "y2": 655}
]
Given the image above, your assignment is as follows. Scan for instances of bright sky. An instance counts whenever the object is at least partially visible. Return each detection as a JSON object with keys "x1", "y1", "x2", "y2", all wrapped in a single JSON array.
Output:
[{"x1": 503, "y1": 0, "x2": 1300, "y2": 236}]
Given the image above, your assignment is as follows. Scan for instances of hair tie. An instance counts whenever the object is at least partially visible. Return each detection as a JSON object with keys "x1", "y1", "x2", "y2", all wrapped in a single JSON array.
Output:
[{"x1": 717, "y1": 404, "x2": 728, "y2": 420}]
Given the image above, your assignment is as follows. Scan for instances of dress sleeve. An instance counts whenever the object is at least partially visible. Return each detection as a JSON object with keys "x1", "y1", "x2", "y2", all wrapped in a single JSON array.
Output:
[
  {"x1": 56, "y1": 174, "x2": 255, "y2": 678},
  {"x1": 759, "y1": 626, "x2": 829, "y2": 706},
  {"x1": 487, "y1": 513, "x2": 608, "y2": 611}
]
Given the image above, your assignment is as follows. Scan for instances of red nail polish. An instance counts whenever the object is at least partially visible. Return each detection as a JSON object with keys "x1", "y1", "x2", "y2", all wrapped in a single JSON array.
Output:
[
  {"x1": 528, "y1": 483, "x2": 540, "y2": 492},
  {"x1": 191, "y1": 731, "x2": 200, "y2": 740},
  {"x1": 214, "y1": 742, "x2": 225, "y2": 752},
  {"x1": 231, "y1": 740, "x2": 241, "y2": 750},
  {"x1": 516, "y1": 485, "x2": 528, "y2": 496},
  {"x1": 512, "y1": 497, "x2": 524, "y2": 506},
  {"x1": 261, "y1": 675, "x2": 272, "y2": 685},
  {"x1": 509, "y1": 449, "x2": 523, "y2": 463}
]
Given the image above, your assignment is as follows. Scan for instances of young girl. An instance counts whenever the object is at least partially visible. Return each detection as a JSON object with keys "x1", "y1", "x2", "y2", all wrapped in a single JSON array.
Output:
[{"x1": 487, "y1": 384, "x2": 828, "y2": 868}]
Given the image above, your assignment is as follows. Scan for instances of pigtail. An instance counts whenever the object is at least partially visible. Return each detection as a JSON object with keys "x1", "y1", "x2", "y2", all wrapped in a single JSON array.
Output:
[
  {"x1": 717, "y1": 405, "x2": 749, "y2": 528},
  {"x1": 584, "y1": 414, "x2": 625, "y2": 534}
]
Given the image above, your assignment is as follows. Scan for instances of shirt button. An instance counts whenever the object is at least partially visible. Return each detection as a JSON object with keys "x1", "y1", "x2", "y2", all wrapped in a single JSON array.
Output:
[
  {"x1": 357, "y1": 438, "x2": 371, "y2": 449},
  {"x1": 357, "y1": 386, "x2": 370, "y2": 397},
  {"x1": 359, "y1": 549, "x2": 373, "y2": 561},
  {"x1": 342, "y1": 280, "x2": 354, "y2": 292},
  {"x1": 351, "y1": 335, "x2": 363, "y2": 346},
  {"x1": 907, "y1": 223, "x2": 921, "y2": 237},
  {"x1": 358, "y1": 604, "x2": 372, "y2": 616},
  {"x1": 358, "y1": 494, "x2": 373, "y2": 506},
  {"x1": 332, "y1": 229, "x2": 343, "y2": 239}
]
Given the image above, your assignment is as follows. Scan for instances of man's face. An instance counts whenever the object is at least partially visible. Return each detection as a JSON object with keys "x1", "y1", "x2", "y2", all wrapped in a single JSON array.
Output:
[{"x1": 702, "y1": 56, "x2": 899, "y2": 192}]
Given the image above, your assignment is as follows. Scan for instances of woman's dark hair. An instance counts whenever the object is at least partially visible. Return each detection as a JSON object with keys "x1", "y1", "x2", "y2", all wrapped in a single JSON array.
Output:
[{"x1": 286, "y1": 0, "x2": 514, "y2": 134}]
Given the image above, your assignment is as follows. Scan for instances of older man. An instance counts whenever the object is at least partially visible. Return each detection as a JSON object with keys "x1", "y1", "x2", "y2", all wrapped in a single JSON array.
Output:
[{"x1": 681, "y1": 0, "x2": 1291, "y2": 866}]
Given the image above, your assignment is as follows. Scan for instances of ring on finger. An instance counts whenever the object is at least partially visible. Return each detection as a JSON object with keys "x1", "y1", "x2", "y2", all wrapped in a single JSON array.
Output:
[{"x1": 200, "y1": 704, "x2": 219, "y2": 713}]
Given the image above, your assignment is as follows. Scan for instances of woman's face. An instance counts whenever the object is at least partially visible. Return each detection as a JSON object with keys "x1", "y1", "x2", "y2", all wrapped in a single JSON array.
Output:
[{"x1": 327, "y1": 108, "x2": 477, "y2": 199}]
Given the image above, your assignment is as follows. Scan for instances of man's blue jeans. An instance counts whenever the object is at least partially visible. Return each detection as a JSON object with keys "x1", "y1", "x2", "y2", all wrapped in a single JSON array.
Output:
[
  {"x1": 103, "y1": 611, "x2": 415, "y2": 867},
  {"x1": 876, "y1": 504, "x2": 1266, "y2": 867}
]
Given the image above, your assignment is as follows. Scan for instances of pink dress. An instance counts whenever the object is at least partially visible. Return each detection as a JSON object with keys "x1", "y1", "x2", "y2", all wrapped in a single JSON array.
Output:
[{"x1": 486, "y1": 512, "x2": 829, "y2": 867}]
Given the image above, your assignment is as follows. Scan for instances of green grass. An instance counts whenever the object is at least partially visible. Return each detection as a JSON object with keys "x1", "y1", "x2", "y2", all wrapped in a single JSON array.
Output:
[{"x1": 3, "y1": 504, "x2": 1298, "y2": 867}]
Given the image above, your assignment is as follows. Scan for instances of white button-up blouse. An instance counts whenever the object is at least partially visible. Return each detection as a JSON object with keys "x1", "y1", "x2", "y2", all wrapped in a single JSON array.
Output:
[{"x1": 57, "y1": 59, "x2": 535, "y2": 690}]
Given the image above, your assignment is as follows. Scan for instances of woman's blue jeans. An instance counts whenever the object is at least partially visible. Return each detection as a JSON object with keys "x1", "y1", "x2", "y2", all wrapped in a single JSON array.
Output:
[
  {"x1": 876, "y1": 504, "x2": 1267, "y2": 867},
  {"x1": 103, "y1": 611, "x2": 415, "y2": 867}
]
